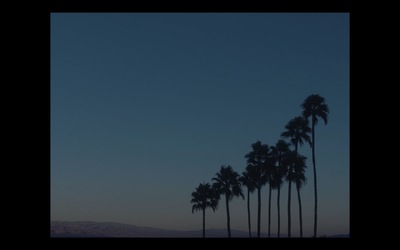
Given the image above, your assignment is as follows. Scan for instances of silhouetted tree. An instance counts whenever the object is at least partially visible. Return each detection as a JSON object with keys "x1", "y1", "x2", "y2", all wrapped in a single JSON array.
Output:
[
  {"x1": 190, "y1": 182, "x2": 219, "y2": 238},
  {"x1": 281, "y1": 116, "x2": 311, "y2": 237},
  {"x1": 302, "y1": 94, "x2": 329, "y2": 238},
  {"x1": 265, "y1": 149, "x2": 275, "y2": 238},
  {"x1": 282, "y1": 150, "x2": 307, "y2": 238},
  {"x1": 281, "y1": 150, "x2": 295, "y2": 238},
  {"x1": 270, "y1": 140, "x2": 291, "y2": 238},
  {"x1": 244, "y1": 141, "x2": 269, "y2": 238},
  {"x1": 212, "y1": 165, "x2": 244, "y2": 238},
  {"x1": 281, "y1": 116, "x2": 311, "y2": 153},
  {"x1": 239, "y1": 170, "x2": 256, "y2": 238},
  {"x1": 294, "y1": 155, "x2": 307, "y2": 238}
]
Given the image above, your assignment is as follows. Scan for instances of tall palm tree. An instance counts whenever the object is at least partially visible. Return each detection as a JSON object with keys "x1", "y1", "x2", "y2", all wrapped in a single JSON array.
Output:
[
  {"x1": 239, "y1": 171, "x2": 256, "y2": 238},
  {"x1": 270, "y1": 140, "x2": 290, "y2": 238},
  {"x1": 302, "y1": 94, "x2": 329, "y2": 238},
  {"x1": 190, "y1": 182, "x2": 219, "y2": 238},
  {"x1": 212, "y1": 165, "x2": 244, "y2": 238},
  {"x1": 244, "y1": 141, "x2": 269, "y2": 238},
  {"x1": 281, "y1": 116, "x2": 310, "y2": 237}
]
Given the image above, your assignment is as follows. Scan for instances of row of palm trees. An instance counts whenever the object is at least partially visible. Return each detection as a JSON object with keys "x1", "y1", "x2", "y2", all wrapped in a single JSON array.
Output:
[{"x1": 190, "y1": 94, "x2": 329, "y2": 238}]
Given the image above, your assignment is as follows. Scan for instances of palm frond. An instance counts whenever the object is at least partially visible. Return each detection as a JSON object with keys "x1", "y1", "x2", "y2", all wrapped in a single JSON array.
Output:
[
  {"x1": 281, "y1": 116, "x2": 311, "y2": 149},
  {"x1": 239, "y1": 171, "x2": 257, "y2": 193},
  {"x1": 212, "y1": 165, "x2": 244, "y2": 200},
  {"x1": 190, "y1": 182, "x2": 220, "y2": 214},
  {"x1": 301, "y1": 94, "x2": 329, "y2": 126}
]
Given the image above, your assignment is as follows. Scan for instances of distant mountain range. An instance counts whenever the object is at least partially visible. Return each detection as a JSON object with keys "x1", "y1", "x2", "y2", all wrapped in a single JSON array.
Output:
[
  {"x1": 50, "y1": 221, "x2": 349, "y2": 238},
  {"x1": 51, "y1": 221, "x2": 268, "y2": 238}
]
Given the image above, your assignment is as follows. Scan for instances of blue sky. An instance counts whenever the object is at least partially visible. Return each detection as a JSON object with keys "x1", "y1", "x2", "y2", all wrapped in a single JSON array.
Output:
[{"x1": 51, "y1": 13, "x2": 349, "y2": 237}]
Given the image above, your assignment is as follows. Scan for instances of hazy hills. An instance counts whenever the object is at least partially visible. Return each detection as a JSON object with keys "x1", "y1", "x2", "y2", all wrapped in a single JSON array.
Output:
[
  {"x1": 51, "y1": 221, "x2": 349, "y2": 238},
  {"x1": 51, "y1": 221, "x2": 267, "y2": 238}
]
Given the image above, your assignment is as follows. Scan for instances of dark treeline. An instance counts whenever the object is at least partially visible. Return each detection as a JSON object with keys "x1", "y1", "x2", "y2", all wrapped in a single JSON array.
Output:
[{"x1": 190, "y1": 94, "x2": 329, "y2": 238}]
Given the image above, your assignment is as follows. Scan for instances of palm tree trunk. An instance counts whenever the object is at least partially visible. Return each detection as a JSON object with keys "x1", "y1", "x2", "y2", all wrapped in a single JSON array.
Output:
[
  {"x1": 247, "y1": 188, "x2": 251, "y2": 238},
  {"x1": 296, "y1": 182, "x2": 303, "y2": 238},
  {"x1": 288, "y1": 179, "x2": 292, "y2": 238},
  {"x1": 202, "y1": 208, "x2": 205, "y2": 238},
  {"x1": 225, "y1": 194, "x2": 231, "y2": 238},
  {"x1": 312, "y1": 120, "x2": 317, "y2": 238},
  {"x1": 268, "y1": 183, "x2": 272, "y2": 238},
  {"x1": 277, "y1": 186, "x2": 281, "y2": 238},
  {"x1": 257, "y1": 187, "x2": 261, "y2": 238}
]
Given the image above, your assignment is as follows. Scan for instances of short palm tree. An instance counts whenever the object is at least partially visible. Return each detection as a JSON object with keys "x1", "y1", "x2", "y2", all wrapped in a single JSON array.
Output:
[
  {"x1": 239, "y1": 171, "x2": 256, "y2": 238},
  {"x1": 190, "y1": 182, "x2": 219, "y2": 238},
  {"x1": 282, "y1": 150, "x2": 295, "y2": 238},
  {"x1": 265, "y1": 151, "x2": 275, "y2": 238},
  {"x1": 244, "y1": 141, "x2": 269, "y2": 238},
  {"x1": 293, "y1": 155, "x2": 307, "y2": 238},
  {"x1": 212, "y1": 165, "x2": 244, "y2": 238},
  {"x1": 270, "y1": 140, "x2": 290, "y2": 238},
  {"x1": 301, "y1": 94, "x2": 329, "y2": 237},
  {"x1": 282, "y1": 150, "x2": 307, "y2": 238},
  {"x1": 281, "y1": 116, "x2": 310, "y2": 237}
]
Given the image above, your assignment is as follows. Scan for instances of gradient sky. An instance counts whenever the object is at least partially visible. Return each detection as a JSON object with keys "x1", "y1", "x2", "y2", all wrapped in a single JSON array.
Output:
[{"x1": 51, "y1": 13, "x2": 349, "y2": 237}]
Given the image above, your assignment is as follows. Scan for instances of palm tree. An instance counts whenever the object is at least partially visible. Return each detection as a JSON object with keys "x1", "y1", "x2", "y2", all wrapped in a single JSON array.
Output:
[
  {"x1": 293, "y1": 155, "x2": 307, "y2": 238},
  {"x1": 212, "y1": 165, "x2": 244, "y2": 238},
  {"x1": 190, "y1": 182, "x2": 219, "y2": 238},
  {"x1": 281, "y1": 150, "x2": 301, "y2": 238},
  {"x1": 265, "y1": 151, "x2": 275, "y2": 238},
  {"x1": 302, "y1": 94, "x2": 329, "y2": 238},
  {"x1": 239, "y1": 171, "x2": 256, "y2": 238},
  {"x1": 281, "y1": 116, "x2": 310, "y2": 237},
  {"x1": 244, "y1": 141, "x2": 269, "y2": 238},
  {"x1": 270, "y1": 140, "x2": 290, "y2": 238}
]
